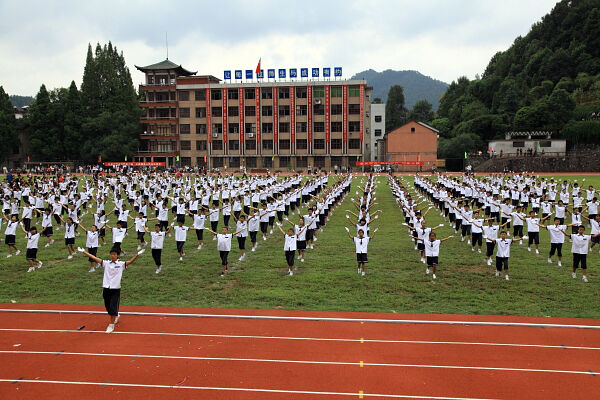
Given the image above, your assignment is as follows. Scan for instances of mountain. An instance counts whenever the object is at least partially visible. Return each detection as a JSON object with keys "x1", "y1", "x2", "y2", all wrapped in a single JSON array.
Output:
[
  {"x1": 350, "y1": 69, "x2": 448, "y2": 110},
  {"x1": 9, "y1": 95, "x2": 34, "y2": 108}
]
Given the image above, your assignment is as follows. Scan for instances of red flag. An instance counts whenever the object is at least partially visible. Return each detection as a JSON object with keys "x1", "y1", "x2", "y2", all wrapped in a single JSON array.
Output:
[
  {"x1": 98, "y1": 155, "x2": 102, "y2": 163},
  {"x1": 204, "y1": 155, "x2": 207, "y2": 162},
  {"x1": 27, "y1": 155, "x2": 30, "y2": 162},
  {"x1": 255, "y1": 58, "x2": 261, "y2": 74}
]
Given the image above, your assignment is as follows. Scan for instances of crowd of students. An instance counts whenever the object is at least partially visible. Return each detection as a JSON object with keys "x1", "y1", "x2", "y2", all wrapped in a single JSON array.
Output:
[{"x1": 391, "y1": 173, "x2": 600, "y2": 282}]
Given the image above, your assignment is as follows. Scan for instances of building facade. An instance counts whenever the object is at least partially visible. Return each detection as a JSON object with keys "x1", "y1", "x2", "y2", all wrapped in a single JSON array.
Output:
[
  {"x1": 135, "y1": 59, "x2": 372, "y2": 170},
  {"x1": 385, "y1": 121, "x2": 438, "y2": 172},
  {"x1": 369, "y1": 103, "x2": 385, "y2": 161}
]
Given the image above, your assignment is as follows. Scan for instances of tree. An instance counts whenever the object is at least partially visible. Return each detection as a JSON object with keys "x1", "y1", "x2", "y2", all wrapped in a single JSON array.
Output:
[
  {"x1": 372, "y1": 97, "x2": 382, "y2": 104},
  {"x1": 408, "y1": 100, "x2": 434, "y2": 123},
  {"x1": 0, "y1": 86, "x2": 17, "y2": 163},
  {"x1": 385, "y1": 85, "x2": 408, "y2": 131}
]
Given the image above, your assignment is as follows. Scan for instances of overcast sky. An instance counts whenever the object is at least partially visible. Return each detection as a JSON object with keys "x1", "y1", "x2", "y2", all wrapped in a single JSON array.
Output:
[{"x1": 1, "y1": 0, "x2": 559, "y2": 96}]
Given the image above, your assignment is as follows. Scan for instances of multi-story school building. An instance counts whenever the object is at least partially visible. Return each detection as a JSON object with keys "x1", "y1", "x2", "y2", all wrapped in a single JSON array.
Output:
[{"x1": 134, "y1": 59, "x2": 372, "y2": 171}]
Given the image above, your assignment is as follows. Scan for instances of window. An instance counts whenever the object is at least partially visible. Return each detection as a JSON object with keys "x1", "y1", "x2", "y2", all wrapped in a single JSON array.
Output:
[
  {"x1": 278, "y1": 105, "x2": 290, "y2": 116},
  {"x1": 374, "y1": 129, "x2": 382, "y2": 137},
  {"x1": 196, "y1": 124, "x2": 207, "y2": 134},
  {"x1": 246, "y1": 157, "x2": 257, "y2": 167},
  {"x1": 348, "y1": 86, "x2": 360, "y2": 97},
  {"x1": 245, "y1": 123, "x2": 256, "y2": 133},
  {"x1": 279, "y1": 122, "x2": 290, "y2": 133},
  {"x1": 147, "y1": 76, "x2": 154, "y2": 84},
  {"x1": 211, "y1": 107, "x2": 222, "y2": 117},
  {"x1": 262, "y1": 140, "x2": 273, "y2": 150},
  {"x1": 540, "y1": 140, "x2": 552, "y2": 147},
  {"x1": 179, "y1": 108, "x2": 190, "y2": 118},
  {"x1": 331, "y1": 139, "x2": 342, "y2": 149},
  {"x1": 313, "y1": 86, "x2": 324, "y2": 98},
  {"x1": 245, "y1": 140, "x2": 256, "y2": 150},
  {"x1": 147, "y1": 92, "x2": 155, "y2": 102},
  {"x1": 262, "y1": 122, "x2": 273, "y2": 133},
  {"x1": 349, "y1": 121, "x2": 361, "y2": 132},
  {"x1": 245, "y1": 88, "x2": 255, "y2": 99},
  {"x1": 229, "y1": 140, "x2": 239, "y2": 150},
  {"x1": 279, "y1": 139, "x2": 290, "y2": 149},
  {"x1": 228, "y1": 106, "x2": 239, "y2": 117},
  {"x1": 411, "y1": 127, "x2": 415, "y2": 132},
  {"x1": 374, "y1": 115, "x2": 382, "y2": 123},
  {"x1": 348, "y1": 104, "x2": 360, "y2": 114},
  {"x1": 313, "y1": 103, "x2": 325, "y2": 115},
  {"x1": 227, "y1": 89, "x2": 238, "y2": 100},
  {"x1": 212, "y1": 157, "x2": 224, "y2": 167},
  {"x1": 181, "y1": 157, "x2": 191, "y2": 167},
  {"x1": 296, "y1": 87, "x2": 307, "y2": 98},
  {"x1": 262, "y1": 106, "x2": 273, "y2": 116},
  {"x1": 314, "y1": 139, "x2": 325, "y2": 149},
  {"x1": 331, "y1": 122, "x2": 342, "y2": 132},
  {"x1": 279, "y1": 156, "x2": 289, "y2": 167},
  {"x1": 180, "y1": 140, "x2": 191, "y2": 150},
  {"x1": 296, "y1": 105, "x2": 307, "y2": 115},
  {"x1": 263, "y1": 157, "x2": 273, "y2": 168},
  {"x1": 296, "y1": 122, "x2": 307, "y2": 132},
  {"x1": 211, "y1": 89, "x2": 222, "y2": 101},
  {"x1": 331, "y1": 104, "x2": 342, "y2": 115},
  {"x1": 261, "y1": 88, "x2": 273, "y2": 99},
  {"x1": 331, "y1": 86, "x2": 342, "y2": 97},
  {"x1": 179, "y1": 124, "x2": 190, "y2": 134},
  {"x1": 178, "y1": 91, "x2": 189, "y2": 101},
  {"x1": 212, "y1": 123, "x2": 223, "y2": 133},
  {"x1": 170, "y1": 92, "x2": 176, "y2": 101},
  {"x1": 230, "y1": 157, "x2": 240, "y2": 168},
  {"x1": 229, "y1": 123, "x2": 239, "y2": 134},
  {"x1": 296, "y1": 156, "x2": 307, "y2": 168},
  {"x1": 314, "y1": 122, "x2": 325, "y2": 132},
  {"x1": 513, "y1": 141, "x2": 525, "y2": 147},
  {"x1": 296, "y1": 139, "x2": 308, "y2": 150},
  {"x1": 278, "y1": 87, "x2": 290, "y2": 99},
  {"x1": 349, "y1": 139, "x2": 361, "y2": 149},
  {"x1": 195, "y1": 107, "x2": 206, "y2": 118},
  {"x1": 244, "y1": 106, "x2": 255, "y2": 116},
  {"x1": 330, "y1": 156, "x2": 342, "y2": 165},
  {"x1": 194, "y1": 90, "x2": 206, "y2": 101},
  {"x1": 212, "y1": 140, "x2": 223, "y2": 150},
  {"x1": 314, "y1": 156, "x2": 325, "y2": 168},
  {"x1": 196, "y1": 140, "x2": 207, "y2": 150},
  {"x1": 196, "y1": 157, "x2": 206, "y2": 167}
]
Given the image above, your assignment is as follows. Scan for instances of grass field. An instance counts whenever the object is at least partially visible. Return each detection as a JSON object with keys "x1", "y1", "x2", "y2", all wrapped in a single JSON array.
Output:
[{"x1": 1, "y1": 174, "x2": 600, "y2": 318}]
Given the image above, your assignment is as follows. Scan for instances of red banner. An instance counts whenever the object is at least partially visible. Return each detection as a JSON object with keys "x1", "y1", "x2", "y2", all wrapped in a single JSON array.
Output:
[
  {"x1": 307, "y1": 85, "x2": 312, "y2": 154},
  {"x1": 255, "y1": 87, "x2": 260, "y2": 153},
  {"x1": 342, "y1": 85, "x2": 348, "y2": 146},
  {"x1": 223, "y1": 88, "x2": 228, "y2": 154},
  {"x1": 290, "y1": 86, "x2": 295, "y2": 152},
  {"x1": 239, "y1": 87, "x2": 244, "y2": 153},
  {"x1": 104, "y1": 162, "x2": 166, "y2": 167},
  {"x1": 325, "y1": 85, "x2": 330, "y2": 152},
  {"x1": 355, "y1": 161, "x2": 425, "y2": 166},
  {"x1": 273, "y1": 86, "x2": 278, "y2": 153},
  {"x1": 359, "y1": 84, "x2": 365, "y2": 142},
  {"x1": 206, "y1": 88, "x2": 212, "y2": 143}
]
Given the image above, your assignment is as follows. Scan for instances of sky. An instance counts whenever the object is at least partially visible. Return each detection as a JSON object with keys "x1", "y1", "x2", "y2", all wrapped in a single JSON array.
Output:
[{"x1": 0, "y1": 0, "x2": 560, "y2": 96}]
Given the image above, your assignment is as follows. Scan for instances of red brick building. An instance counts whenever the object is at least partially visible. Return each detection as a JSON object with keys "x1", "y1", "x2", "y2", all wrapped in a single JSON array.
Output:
[{"x1": 385, "y1": 121, "x2": 438, "y2": 172}]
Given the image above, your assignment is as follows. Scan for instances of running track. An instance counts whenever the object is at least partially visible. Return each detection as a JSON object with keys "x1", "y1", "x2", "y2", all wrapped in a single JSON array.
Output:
[{"x1": 1, "y1": 304, "x2": 599, "y2": 399}]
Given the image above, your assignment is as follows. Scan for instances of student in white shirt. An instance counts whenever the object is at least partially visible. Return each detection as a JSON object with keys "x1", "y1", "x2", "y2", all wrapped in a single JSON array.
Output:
[
  {"x1": 57, "y1": 215, "x2": 77, "y2": 259},
  {"x1": 277, "y1": 223, "x2": 308, "y2": 276},
  {"x1": 130, "y1": 212, "x2": 155, "y2": 250},
  {"x1": 561, "y1": 225, "x2": 600, "y2": 282},
  {"x1": 246, "y1": 209, "x2": 260, "y2": 252},
  {"x1": 234, "y1": 214, "x2": 248, "y2": 261},
  {"x1": 40, "y1": 208, "x2": 55, "y2": 247},
  {"x1": 77, "y1": 246, "x2": 144, "y2": 333},
  {"x1": 173, "y1": 220, "x2": 190, "y2": 261},
  {"x1": 345, "y1": 226, "x2": 378, "y2": 277},
  {"x1": 415, "y1": 231, "x2": 454, "y2": 279},
  {"x1": 590, "y1": 214, "x2": 600, "y2": 252},
  {"x1": 514, "y1": 210, "x2": 541, "y2": 254},
  {"x1": 20, "y1": 223, "x2": 42, "y2": 273},
  {"x1": 2, "y1": 213, "x2": 21, "y2": 257},
  {"x1": 487, "y1": 231, "x2": 522, "y2": 280},
  {"x1": 104, "y1": 221, "x2": 132, "y2": 256},
  {"x1": 188, "y1": 208, "x2": 208, "y2": 250},
  {"x1": 505, "y1": 205, "x2": 525, "y2": 242},
  {"x1": 538, "y1": 216, "x2": 572, "y2": 267},
  {"x1": 205, "y1": 225, "x2": 245, "y2": 277},
  {"x1": 144, "y1": 223, "x2": 172, "y2": 274}
]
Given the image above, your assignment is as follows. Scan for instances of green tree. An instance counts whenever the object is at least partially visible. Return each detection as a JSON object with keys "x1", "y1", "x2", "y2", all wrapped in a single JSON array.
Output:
[
  {"x1": 408, "y1": 99, "x2": 434, "y2": 123},
  {"x1": 0, "y1": 86, "x2": 17, "y2": 163},
  {"x1": 385, "y1": 85, "x2": 408, "y2": 131}
]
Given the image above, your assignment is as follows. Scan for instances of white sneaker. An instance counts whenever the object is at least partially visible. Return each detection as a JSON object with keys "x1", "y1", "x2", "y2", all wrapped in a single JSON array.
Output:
[
  {"x1": 426, "y1": 268, "x2": 430, "y2": 275},
  {"x1": 15, "y1": 250, "x2": 20, "y2": 256},
  {"x1": 115, "y1": 315, "x2": 120, "y2": 324},
  {"x1": 301, "y1": 258, "x2": 304, "y2": 262},
  {"x1": 263, "y1": 236, "x2": 267, "y2": 241},
  {"x1": 495, "y1": 271, "x2": 500, "y2": 277},
  {"x1": 155, "y1": 266, "x2": 162, "y2": 274},
  {"x1": 487, "y1": 259, "x2": 492, "y2": 266},
  {"x1": 361, "y1": 271, "x2": 365, "y2": 276},
  {"x1": 289, "y1": 270, "x2": 293, "y2": 276},
  {"x1": 137, "y1": 245, "x2": 141, "y2": 250},
  {"x1": 432, "y1": 273, "x2": 436, "y2": 279},
  {"x1": 535, "y1": 249, "x2": 539, "y2": 254},
  {"x1": 27, "y1": 266, "x2": 35, "y2": 273},
  {"x1": 269, "y1": 230, "x2": 273, "y2": 234},
  {"x1": 420, "y1": 257, "x2": 426, "y2": 264},
  {"x1": 50, "y1": 240, "x2": 54, "y2": 245},
  {"x1": 251, "y1": 247, "x2": 256, "y2": 252},
  {"x1": 527, "y1": 247, "x2": 531, "y2": 252},
  {"x1": 44, "y1": 243, "x2": 50, "y2": 248},
  {"x1": 297, "y1": 255, "x2": 301, "y2": 260},
  {"x1": 179, "y1": 256, "x2": 183, "y2": 261},
  {"x1": 212, "y1": 236, "x2": 216, "y2": 240},
  {"x1": 105, "y1": 324, "x2": 115, "y2": 334},
  {"x1": 548, "y1": 258, "x2": 552, "y2": 263},
  {"x1": 461, "y1": 237, "x2": 465, "y2": 242},
  {"x1": 6, "y1": 254, "x2": 12, "y2": 258},
  {"x1": 467, "y1": 240, "x2": 471, "y2": 244},
  {"x1": 572, "y1": 272, "x2": 576, "y2": 279},
  {"x1": 505, "y1": 275, "x2": 509, "y2": 280},
  {"x1": 478, "y1": 249, "x2": 481, "y2": 253},
  {"x1": 89, "y1": 267, "x2": 95, "y2": 272},
  {"x1": 414, "y1": 245, "x2": 418, "y2": 250},
  {"x1": 558, "y1": 261, "x2": 562, "y2": 267},
  {"x1": 583, "y1": 276, "x2": 588, "y2": 283},
  {"x1": 471, "y1": 247, "x2": 475, "y2": 252},
  {"x1": 197, "y1": 245, "x2": 202, "y2": 250},
  {"x1": 314, "y1": 237, "x2": 318, "y2": 242},
  {"x1": 67, "y1": 255, "x2": 73, "y2": 260},
  {"x1": 519, "y1": 240, "x2": 523, "y2": 245},
  {"x1": 358, "y1": 267, "x2": 361, "y2": 274}
]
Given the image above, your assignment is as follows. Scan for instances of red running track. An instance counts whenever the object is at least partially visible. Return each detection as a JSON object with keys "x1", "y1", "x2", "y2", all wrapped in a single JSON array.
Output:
[{"x1": 1, "y1": 304, "x2": 600, "y2": 399}]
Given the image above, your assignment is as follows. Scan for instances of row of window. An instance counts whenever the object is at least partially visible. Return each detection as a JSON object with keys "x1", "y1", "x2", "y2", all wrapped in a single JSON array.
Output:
[
  {"x1": 178, "y1": 103, "x2": 362, "y2": 118},
  {"x1": 180, "y1": 139, "x2": 362, "y2": 151},
  {"x1": 180, "y1": 121, "x2": 361, "y2": 134},
  {"x1": 182, "y1": 155, "x2": 343, "y2": 168},
  {"x1": 176, "y1": 86, "x2": 362, "y2": 102}
]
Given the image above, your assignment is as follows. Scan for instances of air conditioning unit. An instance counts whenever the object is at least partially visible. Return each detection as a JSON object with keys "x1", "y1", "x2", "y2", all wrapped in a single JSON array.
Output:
[
  {"x1": 212, "y1": 133, "x2": 219, "y2": 138},
  {"x1": 248, "y1": 133, "x2": 255, "y2": 138}
]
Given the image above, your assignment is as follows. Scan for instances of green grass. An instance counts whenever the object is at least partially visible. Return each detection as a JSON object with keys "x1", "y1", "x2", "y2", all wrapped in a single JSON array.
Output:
[{"x1": 1, "y1": 174, "x2": 600, "y2": 318}]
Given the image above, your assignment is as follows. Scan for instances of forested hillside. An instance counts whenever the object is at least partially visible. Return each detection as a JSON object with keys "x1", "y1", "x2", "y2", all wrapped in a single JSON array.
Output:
[{"x1": 433, "y1": 0, "x2": 600, "y2": 160}]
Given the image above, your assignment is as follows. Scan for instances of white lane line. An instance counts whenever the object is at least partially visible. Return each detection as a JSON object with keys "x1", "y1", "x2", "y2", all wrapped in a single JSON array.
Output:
[
  {"x1": 1, "y1": 308, "x2": 599, "y2": 330},
  {"x1": 0, "y1": 350, "x2": 597, "y2": 376},
  {"x1": 1, "y1": 328, "x2": 600, "y2": 351},
  {"x1": 0, "y1": 378, "x2": 502, "y2": 400}
]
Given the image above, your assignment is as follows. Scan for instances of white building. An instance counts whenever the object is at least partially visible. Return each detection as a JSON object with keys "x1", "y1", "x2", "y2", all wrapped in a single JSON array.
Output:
[{"x1": 369, "y1": 103, "x2": 385, "y2": 161}]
